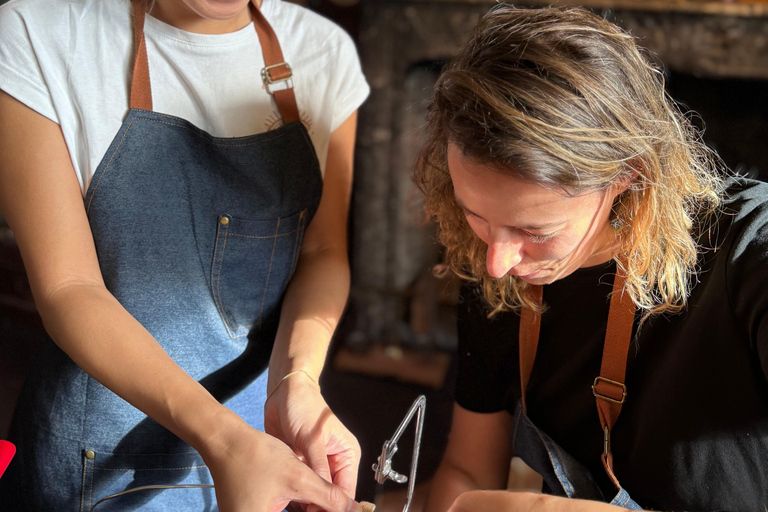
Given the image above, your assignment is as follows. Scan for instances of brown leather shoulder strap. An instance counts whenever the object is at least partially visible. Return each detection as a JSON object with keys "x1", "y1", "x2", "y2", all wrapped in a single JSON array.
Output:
[
  {"x1": 519, "y1": 284, "x2": 543, "y2": 413},
  {"x1": 517, "y1": 266, "x2": 636, "y2": 491},
  {"x1": 130, "y1": 0, "x2": 152, "y2": 111},
  {"x1": 592, "y1": 269, "x2": 636, "y2": 489},
  {"x1": 129, "y1": 0, "x2": 300, "y2": 124},
  {"x1": 249, "y1": 0, "x2": 300, "y2": 125}
]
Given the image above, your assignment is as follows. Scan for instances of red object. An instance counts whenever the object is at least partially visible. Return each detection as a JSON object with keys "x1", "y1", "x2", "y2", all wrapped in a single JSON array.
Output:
[{"x1": 0, "y1": 440, "x2": 16, "y2": 479}]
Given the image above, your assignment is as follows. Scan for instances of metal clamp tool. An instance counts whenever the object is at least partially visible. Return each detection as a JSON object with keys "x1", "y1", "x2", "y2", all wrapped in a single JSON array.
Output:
[{"x1": 372, "y1": 395, "x2": 426, "y2": 512}]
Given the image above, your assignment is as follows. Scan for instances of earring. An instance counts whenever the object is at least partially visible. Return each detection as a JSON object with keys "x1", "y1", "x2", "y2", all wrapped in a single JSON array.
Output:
[{"x1": 610, "y1": 217, "x2": 624, "y2": 230}]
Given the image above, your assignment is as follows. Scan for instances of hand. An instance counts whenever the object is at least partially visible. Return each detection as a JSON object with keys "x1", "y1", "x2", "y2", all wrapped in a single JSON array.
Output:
[
  {"x1": 449, "y1": 491, "x2": 633, "y2": 512},
  {"x1": 264, "y1": 371, "x2": 361, "y2": 500},
  {"x1": 201, "y1": 415, "x2": 361, "y2": 512}
]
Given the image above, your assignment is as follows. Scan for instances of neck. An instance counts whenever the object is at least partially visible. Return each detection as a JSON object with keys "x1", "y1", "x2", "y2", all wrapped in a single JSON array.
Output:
[
  {"x1": 149, "y1": 0, "x2": 257, "y2": 35},
  {"x1": 581, "y1": 223, "x2": 621, "y2": 268}
]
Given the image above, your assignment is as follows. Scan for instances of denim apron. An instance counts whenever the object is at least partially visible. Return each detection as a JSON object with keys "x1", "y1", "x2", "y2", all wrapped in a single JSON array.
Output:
[
  {"x1": 512, "y1": 274, "x2": 643, "y2": 509},
  {"x1": 0, "y1": 1, "x2": 321, "y2": 510}
]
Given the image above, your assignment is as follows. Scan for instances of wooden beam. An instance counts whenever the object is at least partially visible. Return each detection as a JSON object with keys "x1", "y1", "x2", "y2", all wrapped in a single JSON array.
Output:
[{"x1": 405, "y1": 0, "x2": 768, "y2": 18}]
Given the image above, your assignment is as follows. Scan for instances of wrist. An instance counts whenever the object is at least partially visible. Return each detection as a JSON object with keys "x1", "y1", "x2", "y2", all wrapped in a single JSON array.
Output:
[
  {"x1": 266, "y1": 369, "x2": 320, "y2": 401},
  {"x1": 194, "y1": 405, "x2": 252, "y2": 463},
  {"x1": 267, "y1": 352, "x2": 324, "y2": 390}
]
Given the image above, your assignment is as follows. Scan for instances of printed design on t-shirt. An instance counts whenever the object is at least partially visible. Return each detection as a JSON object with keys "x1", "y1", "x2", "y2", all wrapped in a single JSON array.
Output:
[{"x1": 264, "y1": 110, "x2": 314, "y2": 135}]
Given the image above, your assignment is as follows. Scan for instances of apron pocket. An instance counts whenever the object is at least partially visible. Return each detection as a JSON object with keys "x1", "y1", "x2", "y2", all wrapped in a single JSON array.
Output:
[
  {"x1": 211, "y1": 209, "x2": 308, "y2": 338},
  {"x1": 82, "y1": 450, "x2": 214, "y2": 512}
]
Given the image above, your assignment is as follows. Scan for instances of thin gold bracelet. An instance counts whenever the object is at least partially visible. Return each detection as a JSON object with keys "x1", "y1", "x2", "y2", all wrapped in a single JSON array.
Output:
[{"x1": 266, "y1": 369, "x2": 319, "y2": 401}]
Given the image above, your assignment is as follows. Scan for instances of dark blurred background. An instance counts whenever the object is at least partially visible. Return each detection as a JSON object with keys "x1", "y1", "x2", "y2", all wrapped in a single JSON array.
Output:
[{"x1": 1, "y1": 0, "x2": 767, "y2": 507}]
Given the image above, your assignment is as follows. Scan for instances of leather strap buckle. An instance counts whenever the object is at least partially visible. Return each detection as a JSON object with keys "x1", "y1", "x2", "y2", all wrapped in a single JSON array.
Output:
[
  {"x1": 261, "y1": 62, "x2": 293, "y2": 94},
  {"x1": 602, "y1": 426, "x2": 611, "y2": 457},
  {"x1": 592, "y1": 376, "x2": 627, "y2": 404}
]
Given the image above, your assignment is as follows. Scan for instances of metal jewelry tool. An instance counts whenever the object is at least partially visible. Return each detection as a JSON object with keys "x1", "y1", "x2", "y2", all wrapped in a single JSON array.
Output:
[{"x1": 372, "y1": 395, "x2": 426, "y2": 512}]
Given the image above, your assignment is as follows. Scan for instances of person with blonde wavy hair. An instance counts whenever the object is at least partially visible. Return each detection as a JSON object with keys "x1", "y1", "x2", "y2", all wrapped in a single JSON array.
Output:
[{"x1": 416, "y1": 5, "x2": 768, "y2": 512}]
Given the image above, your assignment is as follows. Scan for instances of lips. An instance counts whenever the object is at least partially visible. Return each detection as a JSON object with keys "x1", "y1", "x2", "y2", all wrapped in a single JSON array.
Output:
[
  {"x1": 510, "y1": 269, "x2": 543, "y2": 278},
  {"x1": 511, "y1": 267, "x2": 556, "y2": 280}
]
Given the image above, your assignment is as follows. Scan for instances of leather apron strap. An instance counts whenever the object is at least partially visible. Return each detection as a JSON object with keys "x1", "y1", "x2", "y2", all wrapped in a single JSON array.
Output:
[
  {"x1": 519, "y1": 267, "x2": 636, "y2": 491},
  {"x1": 130, "y1": 0, "x2": 152, "y2": 111},
  {"x1": 519, "y1": 284, "x2": 543, "y2": 413},
  {"x1": 129, "y1": 0, "x2": 300, "y2": 124},
  {"x1": 592, "y1": 270, "x2": 636, "y2": 489}
]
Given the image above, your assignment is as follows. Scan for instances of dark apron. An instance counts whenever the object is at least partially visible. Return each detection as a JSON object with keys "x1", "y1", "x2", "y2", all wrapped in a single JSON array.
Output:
[
  {"x1": 513, "y1": 272, "x2": 643, "y2": 509},
  {"x1": 1, "y1": 1, "x2": 321, "y2": 510}
]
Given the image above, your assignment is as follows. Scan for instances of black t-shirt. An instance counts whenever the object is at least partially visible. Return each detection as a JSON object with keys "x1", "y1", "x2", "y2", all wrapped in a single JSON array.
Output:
[{"x1": 455, "y1": 178, "x2": 768, "y2": 512}]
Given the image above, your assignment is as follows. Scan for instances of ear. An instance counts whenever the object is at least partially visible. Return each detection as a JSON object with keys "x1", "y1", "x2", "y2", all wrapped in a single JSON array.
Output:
[{"x1": 611, "y1": 161, "x2": 642, "y2": 197}]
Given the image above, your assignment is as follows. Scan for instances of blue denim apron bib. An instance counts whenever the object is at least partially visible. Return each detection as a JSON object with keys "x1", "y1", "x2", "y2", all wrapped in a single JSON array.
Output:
[
  {"x1": 513, "y1": 275, "x2": 643, "y2": 509},
  {"x1": 0, "y1": 1, "x2": 321, "y2": 510}
]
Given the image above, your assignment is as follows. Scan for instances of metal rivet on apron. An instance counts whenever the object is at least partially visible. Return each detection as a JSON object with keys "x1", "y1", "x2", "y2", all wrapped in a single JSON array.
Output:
[
  {"x1": 85, "y1": 450, "x2": 96, "y2": 459},
  {"x1": 219, "y1": 216, "x2": 230, "y2": 226}
]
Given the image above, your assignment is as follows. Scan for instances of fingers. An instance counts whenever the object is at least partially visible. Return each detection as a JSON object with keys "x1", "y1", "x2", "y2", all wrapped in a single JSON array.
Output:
[
  {"x1": 302, "y1": 434, "x2": 334, "y2": 483},
  {"x1": 449, "y1": 491, "x2": 626, "y2": 512},
  {"x1": 330, "y1": 451, "x2": 359, "y2": 499},
  {"x1": 293, "y1": 464, "x2": 362, "y2": 512}
]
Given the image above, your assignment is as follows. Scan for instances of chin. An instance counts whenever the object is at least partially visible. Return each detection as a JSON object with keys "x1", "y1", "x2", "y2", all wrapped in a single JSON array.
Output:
[
  {"x1": 186, "y1": 0, "x2": 249, "y2": 20},
  {"x1": 520, "y1": 275, "x2": 556, "y2": 285}
]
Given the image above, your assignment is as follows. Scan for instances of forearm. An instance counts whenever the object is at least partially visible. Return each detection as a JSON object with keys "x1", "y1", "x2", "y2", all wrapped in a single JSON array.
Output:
[
  {"x1": 268, "y1": 246, "x2": 350, "y2": 388},
  {"x1": 450, "y1": 491, "x2": 633, "y2": 512},
  {"x1": 426, "y1": 460, "x2": 495, "y2": 512},
  {"x1": 38, "y1": 282, "x2": 240, "y2": 458},
  {"x1": 426, "y1": 405, "x2": 513, "y2": 512}
]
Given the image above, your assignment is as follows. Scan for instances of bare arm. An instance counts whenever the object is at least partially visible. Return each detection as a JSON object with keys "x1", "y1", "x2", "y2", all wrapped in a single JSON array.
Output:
[
  {"x1": 0, "y1": 90, "x2": 360, "y2": 512},
  {"x1": 264, "y1": 112, "x2": 361, "y2": 495},
  {"x1": 267, "y1": 112, "x2": 357, "y2": 387},
  {"x1": 425, "y1": 403, "x2": 514, "y2": 512},
  {"x1": 0, "y1": 90, "x2": 229, "y2": 454},
  {"x1": 450, "y1": 491, "x2": 631, "y2": 512}
]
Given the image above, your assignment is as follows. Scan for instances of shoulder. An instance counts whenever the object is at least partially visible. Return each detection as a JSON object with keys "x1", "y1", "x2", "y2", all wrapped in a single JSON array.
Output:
[
  {"x1": 0, "y1": 0, "x2": 127, "y2": 57},
  {"x1": 0, "y1": 0, "x2": 122, "y2": 31},
  {"x1": 265, "y1": 0, "x2": 358, "y2": 59},
  {"x1": 702, "y1": 177, "x2": 768, "y2": 299},
  {"x1": 0, "y1": 0, "x2": 68, "y2": 37},
  {"x1": 718, "y1": 177, "x2": 768, "y2": 255},
  {"x1": 722, "y1": 177, "x2": 768, "y2": 223}
]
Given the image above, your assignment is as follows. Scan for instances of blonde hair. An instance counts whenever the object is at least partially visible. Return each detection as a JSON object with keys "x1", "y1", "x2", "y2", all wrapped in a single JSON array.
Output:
[{"x1": 413, "y1": 5, "x2": 725, "y2": 319}]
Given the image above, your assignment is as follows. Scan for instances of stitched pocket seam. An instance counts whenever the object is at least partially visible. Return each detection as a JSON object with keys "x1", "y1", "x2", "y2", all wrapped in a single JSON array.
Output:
[
  {"x1": 94, "y1": 464, "x2": 208, "y2": 472},
  {"x1": 213, "y1": 222, "x2": 236, "y2": 336},
  {"x1": 257, "y1": 219, "x2": 281, "y2": 331}
]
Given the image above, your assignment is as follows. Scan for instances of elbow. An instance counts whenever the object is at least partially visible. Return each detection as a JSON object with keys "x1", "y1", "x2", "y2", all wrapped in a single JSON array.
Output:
[{"x1": 34, "y1": 277, "x2": 107, "y2": 325}]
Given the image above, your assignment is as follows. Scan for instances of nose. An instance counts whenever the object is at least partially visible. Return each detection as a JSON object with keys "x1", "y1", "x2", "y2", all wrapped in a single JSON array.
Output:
[{"x1": 486, "y1": 239, "x2": 523, "y2": 278}]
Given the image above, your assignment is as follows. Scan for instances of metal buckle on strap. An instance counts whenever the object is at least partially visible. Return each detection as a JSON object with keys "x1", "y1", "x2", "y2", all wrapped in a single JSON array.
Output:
[
  {"x1": 592, "y1": 376, "x2": 627, "y2": 404},
  {"x1": 261, "y1": 62, "x2": 293, "y2": 94}
]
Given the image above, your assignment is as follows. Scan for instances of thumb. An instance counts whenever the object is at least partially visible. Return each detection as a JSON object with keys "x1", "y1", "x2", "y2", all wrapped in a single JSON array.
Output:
[
  {"x1": 301, "y1": 434, "x2": 333, "y2": 484},
  {"x1": 293, "y1": 465, "x2": 361, "y2": 512}
]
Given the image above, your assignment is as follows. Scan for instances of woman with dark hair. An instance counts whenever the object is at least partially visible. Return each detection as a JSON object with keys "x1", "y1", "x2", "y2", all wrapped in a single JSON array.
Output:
[{"x1": 416, "y1": 5, "x2": 768, "y2": 511}]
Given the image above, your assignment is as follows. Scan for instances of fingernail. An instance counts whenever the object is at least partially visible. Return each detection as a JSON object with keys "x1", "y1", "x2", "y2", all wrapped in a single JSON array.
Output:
[{"x1": 359, "y1": 502, "x2": 376, "y2": 512}]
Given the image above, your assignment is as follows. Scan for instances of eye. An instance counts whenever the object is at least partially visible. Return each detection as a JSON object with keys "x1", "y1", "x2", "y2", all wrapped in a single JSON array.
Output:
[{"x1": 527, "y1": 232, "x2": 555, "y2": 244}]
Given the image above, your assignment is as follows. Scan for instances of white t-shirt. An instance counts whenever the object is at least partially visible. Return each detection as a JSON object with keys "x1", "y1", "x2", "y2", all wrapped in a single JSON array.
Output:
[{"x1": 0, "y1": 0, "x2": 370, "y2": 195}]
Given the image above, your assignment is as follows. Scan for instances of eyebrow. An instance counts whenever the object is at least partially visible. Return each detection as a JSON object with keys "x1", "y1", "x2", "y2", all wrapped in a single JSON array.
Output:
[{"x1": 455, "y1": 196, "x2": 566, "y2": 231}]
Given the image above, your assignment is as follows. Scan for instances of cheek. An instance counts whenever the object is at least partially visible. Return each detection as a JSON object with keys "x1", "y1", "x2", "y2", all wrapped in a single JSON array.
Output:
[
  {"x1": 530, "y1": 236, "x2": 579, "y2": 262},
  {"x1": 465, "y1": 216, "x2": 489, "y2": 243}
]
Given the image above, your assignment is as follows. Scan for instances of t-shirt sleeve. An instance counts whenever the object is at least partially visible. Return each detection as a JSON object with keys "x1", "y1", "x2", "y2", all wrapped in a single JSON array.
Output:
[
  {"x1": 327, "y1": 29, "x2": 369, "y2": 132},
  {"x1": 725, "y1": 181, "x2": 768, "y2": 380},
  {"x1": 0, "y1": 2, "x2": 60, "y2": 123},
  {"x1": 454, "y1": 282, "x2": 521, "y2": 413}
]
